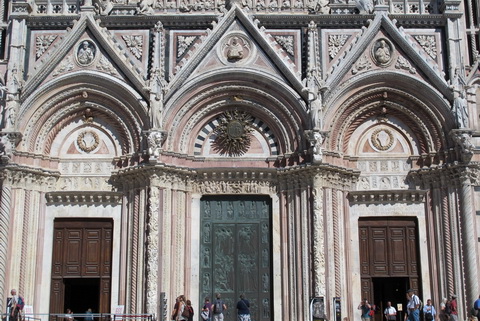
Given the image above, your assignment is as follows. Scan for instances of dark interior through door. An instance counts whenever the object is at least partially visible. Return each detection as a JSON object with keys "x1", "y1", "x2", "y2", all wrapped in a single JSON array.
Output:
[{"x1": 64, "y1": 278, "x2": 100, "y2": 317}]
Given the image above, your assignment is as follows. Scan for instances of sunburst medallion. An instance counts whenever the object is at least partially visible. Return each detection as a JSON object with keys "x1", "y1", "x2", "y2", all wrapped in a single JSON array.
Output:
[{"x1": 213, "y1": 110, "x2": 253, "y2": 156}]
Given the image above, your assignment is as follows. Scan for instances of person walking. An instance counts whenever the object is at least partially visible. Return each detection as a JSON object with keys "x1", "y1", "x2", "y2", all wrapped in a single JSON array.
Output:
[
  {"x1": 212, "y1": 293, "x2": 227, "y2": 321},
  {"x1": 406, "y1": 289, "x2": 421, "y2": 321},
  {"x1": 201, "y1": 297, "x2": 212, "y2": 321},
  {"x1": 236, "y1": 294, "x2": 251, "y2": 321},
  {"x1": 423, "y1": 299, "x2": 436, "y2": 321},
  {"x1": 384, "y1": 301, "x2": 397, "y2": 321},
  {"x1": 185, "y1": 300, "x2": 194, "y2": 321},
  {"x1": 7, "y1": 289, "x2": 25, "y2": 321},
  {"x1": 358, "y1": 299, "x2": 372, "y2": 321},
  {"x1": 449, "y1": 295, "x2": 458, "y2": 321}
]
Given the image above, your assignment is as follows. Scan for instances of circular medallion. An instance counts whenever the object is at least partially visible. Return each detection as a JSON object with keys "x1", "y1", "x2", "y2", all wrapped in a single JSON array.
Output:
[
  {"x1": 371, "y1": 128, "x2": 394, "y2": 151},
  {"x1": 372, "y1": 38, "x2": 394, "y2": 67},
  {"x1": 77, "y1": 130, "x2": 100, "y2": 153},
  {"x1": 227, "y1": 120, "x2": 244, "y2": 138},
  {"x1": 218, "y1": 33, "x2": 255, "y2": 65},
  {"x1": 76, "y1": 40, "x2": 97, "y2": 66}
]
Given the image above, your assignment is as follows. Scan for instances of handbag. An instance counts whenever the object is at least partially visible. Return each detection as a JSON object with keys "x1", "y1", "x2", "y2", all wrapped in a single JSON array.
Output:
[{"x1": 201, "y1": 310, "x2": 209, "y2": 320}]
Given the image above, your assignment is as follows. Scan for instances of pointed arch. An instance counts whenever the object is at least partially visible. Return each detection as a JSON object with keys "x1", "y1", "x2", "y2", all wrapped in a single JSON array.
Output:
[
  {"x1": 17, "y1": 71, "x2": 148, "y2": 156},
  {"x1": 164, "y1": 70, "x2": 308, "y2": 157}
]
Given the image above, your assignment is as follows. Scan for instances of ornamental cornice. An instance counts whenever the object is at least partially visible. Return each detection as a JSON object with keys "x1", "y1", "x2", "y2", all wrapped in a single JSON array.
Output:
[
  {"x1": 407, "y1": 162, "x2": 480, "y2": 188},
  {"x1": 0, "y1": 164, "x2": 60, "y2": 191},
  {"x1": 348, "y1": 190, "x2": 427, "y2": 204},
  {"x1": 45, "y1": 191, "x2": 123, "y2": 205},
  {"x1": 277, "y1": 163, "x2": 360, "y2": 190}
]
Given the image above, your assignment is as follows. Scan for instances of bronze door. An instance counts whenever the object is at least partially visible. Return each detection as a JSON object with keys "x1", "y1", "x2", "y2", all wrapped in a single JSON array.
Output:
[
  {"x1": 50, "y1": 219, "x2": 112, "y2": 315},
  {"x1": 200, "y1": 196, "x2": 272, "y2": 321}
]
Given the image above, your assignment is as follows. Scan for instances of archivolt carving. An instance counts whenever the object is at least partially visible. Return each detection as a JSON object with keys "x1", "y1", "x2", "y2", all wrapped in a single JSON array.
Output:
[
  {"x1": 168, "y1": 84, "x2": 303, "y2": 154},
  {"x1": 21, "y1": 87, "x2": 143, "y2": 155},
  {"x1": 328, "y1": 87, "x2": 446, "y2": 154}
]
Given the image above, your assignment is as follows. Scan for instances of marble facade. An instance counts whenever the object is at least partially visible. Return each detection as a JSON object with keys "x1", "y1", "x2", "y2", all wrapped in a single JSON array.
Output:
[{"x1": 1, "y1": 0, "x2": 480, "y2": 320}]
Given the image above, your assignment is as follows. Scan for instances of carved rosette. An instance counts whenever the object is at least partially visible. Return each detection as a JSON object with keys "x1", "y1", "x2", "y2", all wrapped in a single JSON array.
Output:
[
  {"x1": 146, "y1": 186, "x2": 160, "y2": 314},
  {"x1": 213, "y1": 110, "x2": 253, "y2": 156}
]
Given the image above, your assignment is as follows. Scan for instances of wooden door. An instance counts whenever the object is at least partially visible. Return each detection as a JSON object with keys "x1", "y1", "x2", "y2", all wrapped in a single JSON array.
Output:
[
  {"x1": 50, "y1": 219, "x2": 112, "y2": 315},
  {"x1": 359, "y1": 218, "x2": 421, "y2": 312}
]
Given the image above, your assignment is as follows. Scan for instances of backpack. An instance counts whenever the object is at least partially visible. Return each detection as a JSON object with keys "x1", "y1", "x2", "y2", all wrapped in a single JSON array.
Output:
[
  {"x1": 213, "y1": 300, "x2": 223, "y2": 314},
  {"x1": 369, "y1": 305, "x2": 376, "y2": 317}
]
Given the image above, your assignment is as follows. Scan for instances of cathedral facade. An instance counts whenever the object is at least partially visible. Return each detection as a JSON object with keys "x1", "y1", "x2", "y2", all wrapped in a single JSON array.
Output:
[{"x1": 1, "y1": 0, "x2": 480, "y2": 320}]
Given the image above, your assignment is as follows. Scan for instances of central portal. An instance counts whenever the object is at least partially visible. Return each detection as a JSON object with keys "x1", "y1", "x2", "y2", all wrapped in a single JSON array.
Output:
[{"x1": 200, "y1": 195, "x2": 272, "y2": 321}]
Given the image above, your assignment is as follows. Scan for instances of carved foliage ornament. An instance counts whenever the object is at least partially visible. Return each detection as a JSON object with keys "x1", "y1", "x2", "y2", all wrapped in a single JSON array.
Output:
[
  {"x1": 122, "y1": 35, "x2": 143, "y2": 60},
  {"x1": 213, "y1": 110, "x2": 253, "y2": 156},
  {"x1": 328, "y1": 34, "x2": 349, "y2": 59},
  {"x1": 36, "y1": 35, "x2": 58, "y2": 59},
  {"x1": 371, "y1": 128, "x2": 394, "y2": 151},
  {"x1": 77, "y1": 130, "x2": 100, "y2": 153}
]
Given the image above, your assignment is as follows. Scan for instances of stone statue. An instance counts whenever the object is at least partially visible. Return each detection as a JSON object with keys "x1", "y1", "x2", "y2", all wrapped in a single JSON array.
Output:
[
  {"x1": 453, "y1": 91, "x2": 468, "y2": 128},
  {"x1": 77, "y1": 41, "x2": 95, "y2": 65},
  {"x1": 227, "y1": 37, "x2": 244, "y2": 60},
  {"x1": 137, "y1": 0, "x2": 156, "y2": 15},
  {"x1": 149, "y1": 68, "x2": 166, "y2": 129},
  {"x1": 374, "y1": 40, "x2": 391, "y2": 64}
]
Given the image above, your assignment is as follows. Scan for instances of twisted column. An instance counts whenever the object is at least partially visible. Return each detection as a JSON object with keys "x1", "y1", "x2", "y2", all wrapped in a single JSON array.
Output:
[
  {"x1": 130, "y1": 190, "x2": 140, "y2": 313},
  {"x1": 442, "y1": 188, "x2": 454, "y2": 295},
  {"x1": 459, "y1": 176, "x2": 478, "y2": 313},
  {"x1": 0, "y1": 185, "x2": 12, "y2": 310},
  {"x1": 312, "y1": 175, "x2": 325, "y2": 297},
  {"x1": 19, "y1": 190, "x2": 31, "y2": 296},
  {"x1": 332, "y1": 189, "x2": 340, "y2": 297}
]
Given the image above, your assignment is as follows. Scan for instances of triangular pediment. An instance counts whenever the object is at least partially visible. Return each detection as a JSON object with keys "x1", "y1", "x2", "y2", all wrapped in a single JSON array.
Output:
[
  {"x1": 23, "y1": 14, "x2": 148, "y2": 100},
  {"x1": 324, "y1": 11, "x2": 452, "y2": 101},
  {"x1": 165, "y1": 5, "x2": 305, "y2": 100}
]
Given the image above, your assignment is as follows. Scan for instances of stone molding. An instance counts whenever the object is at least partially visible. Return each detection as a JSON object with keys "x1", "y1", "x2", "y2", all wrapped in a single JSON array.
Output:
[
  {"x1": 45, "y1": 191, "x2": 123, "y2": 204},
  {"x1": 348, "y1": 190, "x2": 426, "y2": 203}
]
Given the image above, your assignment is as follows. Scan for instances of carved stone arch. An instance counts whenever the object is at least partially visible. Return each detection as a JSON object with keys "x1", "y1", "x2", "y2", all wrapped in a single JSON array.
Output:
[
  {"x1": 164, "y1": 72, "x2": 307, "y2": 155},
  {"x1": 17, "y1": 72, "x2": 148, "y2": 155},
  {"x1": 326, "y1": 87, "x2": 449, "y2": 157}
]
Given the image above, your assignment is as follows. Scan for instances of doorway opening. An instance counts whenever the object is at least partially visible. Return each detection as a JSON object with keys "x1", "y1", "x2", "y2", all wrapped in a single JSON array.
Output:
[
  {"x1": 64, "y1": 278, "x2": 100, "y2": 317},
  {"x1": 373, "y1": 277, "x2": 409, "y2": 321}
]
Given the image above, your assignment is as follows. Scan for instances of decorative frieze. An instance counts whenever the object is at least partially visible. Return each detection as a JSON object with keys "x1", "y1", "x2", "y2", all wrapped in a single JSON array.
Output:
[
  {"x1": 273, "y1": 35, "x2": 294, "y2": 56},
  {"x1": 348, "y1": 190, "x2": 426, "y2": 203},
  {"x1": 45, "y1": 191, "x2": 122, "y2": 204}
]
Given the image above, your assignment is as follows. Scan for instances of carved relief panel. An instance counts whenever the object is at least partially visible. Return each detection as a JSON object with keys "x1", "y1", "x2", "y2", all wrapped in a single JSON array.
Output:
[{"x1": 200, "y1": 195, "x2": 272, "y2": 321}]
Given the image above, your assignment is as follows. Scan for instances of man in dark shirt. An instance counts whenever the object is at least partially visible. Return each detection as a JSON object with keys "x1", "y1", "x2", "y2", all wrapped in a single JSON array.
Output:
[{"x1": 236, "y1": 294, "x2": 251, "y2": 321}]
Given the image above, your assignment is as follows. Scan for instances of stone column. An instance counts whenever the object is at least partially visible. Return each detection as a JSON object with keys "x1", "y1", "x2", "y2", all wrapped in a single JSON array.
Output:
[
  {"x1": 0, "y1": 183, "x2": 11, "y2": 309},
  {"x1": 146, "y1": 186, "x2": 160, "y2": 315},
  {"x1": 458, "y1": 173, "x2": 478, "y2": 314},
  {"x1": 312, "y1": 173, "x2": 325, "y2": 297}
]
